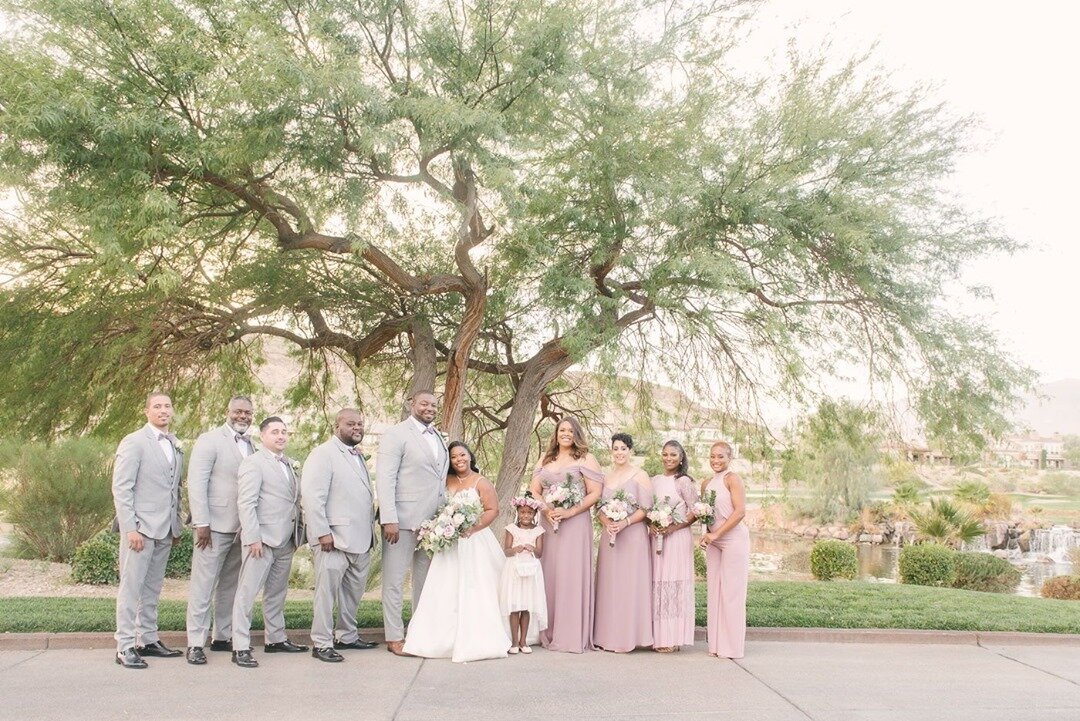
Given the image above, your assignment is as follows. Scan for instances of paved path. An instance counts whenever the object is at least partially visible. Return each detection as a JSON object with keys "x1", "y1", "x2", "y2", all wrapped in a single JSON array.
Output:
[{"x1": 1, "y1": 639, "x2": 1078, "y2": 720}]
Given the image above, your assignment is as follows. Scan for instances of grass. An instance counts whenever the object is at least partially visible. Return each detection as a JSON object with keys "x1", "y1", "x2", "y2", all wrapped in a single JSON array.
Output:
[{"x1": 2, "y1": 581, "x2": 1078, "y2": 635}]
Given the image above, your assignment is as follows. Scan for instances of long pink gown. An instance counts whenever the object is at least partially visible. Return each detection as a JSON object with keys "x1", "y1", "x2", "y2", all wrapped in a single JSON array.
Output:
[
  {"x1": 650, "y1": 473, "x2": 697, "y2": 648},
  {"x1": 704, "y1": 470, "x2": 750, "y2": 658},
  {"x1": 535, "y1": 464, "x2": 601, "y2": 653},
  {"x1": 593, "y1": 476, "x2": 653, "y2": 652}
]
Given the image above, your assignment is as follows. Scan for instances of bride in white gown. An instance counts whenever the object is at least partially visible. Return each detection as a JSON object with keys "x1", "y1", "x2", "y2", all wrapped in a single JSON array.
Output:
[{"x1": 403, "y1": 442, "x2": 511, "y2": 662}]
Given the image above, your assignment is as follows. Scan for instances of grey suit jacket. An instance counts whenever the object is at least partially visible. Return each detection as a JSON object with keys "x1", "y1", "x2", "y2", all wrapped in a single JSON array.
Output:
[
  {"x1": 375, "y1": 418, "x2": 449, "y2": 530},
  {"x1": 112, "y1": 425, "x2": 184, "y2": 541},
  {"x1": 301, "y1": 437, "x2": 376, "y2": 553},
  {"x1": 187, "y1": 424, "x2": 254, "y2": 533},
  {"x1": 237, "y1": 448, "x2": 302, "y2": 548}
]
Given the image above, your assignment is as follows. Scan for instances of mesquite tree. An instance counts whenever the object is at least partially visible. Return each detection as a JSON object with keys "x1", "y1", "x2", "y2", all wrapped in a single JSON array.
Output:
[{"x1": 0, "y1": 0, "x2": 1031, "y2": 502}]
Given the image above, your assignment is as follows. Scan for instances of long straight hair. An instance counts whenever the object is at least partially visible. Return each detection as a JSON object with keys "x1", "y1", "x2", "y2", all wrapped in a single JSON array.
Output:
[
  {"x1": 541, "y1": 416, "x2": 590, "y2": 465},
  {"x1": 663, "y1": 439, "x2": 694, "y2": 483}
]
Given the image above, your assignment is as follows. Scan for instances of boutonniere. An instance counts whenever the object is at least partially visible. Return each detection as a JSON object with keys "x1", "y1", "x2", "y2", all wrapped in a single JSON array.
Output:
[
  {"x1": 290, "y1": 459, "x2": 301, "y2": 474},
  {"x1": 363, "y1": 452, "x2": 372, "y2": 461},
  {"x1": 438, "y1": 430, "x2": 449, "y2": 445},
  {"x1": 173, "y1": 438, "x2": 184, "y2": 453}
]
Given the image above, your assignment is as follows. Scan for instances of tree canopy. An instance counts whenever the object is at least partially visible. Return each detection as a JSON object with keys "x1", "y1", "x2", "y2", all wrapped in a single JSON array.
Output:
[{"x1": 0, "y1": 0, "x2": 1032, "y2": 497}]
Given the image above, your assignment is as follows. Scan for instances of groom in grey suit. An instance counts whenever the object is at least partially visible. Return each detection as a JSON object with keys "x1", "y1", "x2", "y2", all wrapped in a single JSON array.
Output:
[
  {"x1": 376, "y1": 390, "x2": 449, "y2": 656},
  {"x1": 230, "y1": 416, "x2": 308, "y2": 668},
  {"x1": 112, "y1": 392, "x2": 185, "y2": 669},
  {"x1": 183, "y1": 395, "x2": 255, "y2": 665},
  {"x1": 301, "y1": 408, "x2": 378, "y2": 663}
]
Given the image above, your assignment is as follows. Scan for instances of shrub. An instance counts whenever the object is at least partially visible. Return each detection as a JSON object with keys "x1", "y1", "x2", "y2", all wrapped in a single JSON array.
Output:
[
  {"x1": 899, "y1": 543, "x2": 956, "y2": 587},
  {"x1": 0, "y1": 437, "x2": 115, "y2": 562},
  {"x1": 70, "y1": 528, "x2": 194, "y2": 585},
  {"x1": 1041, "y1": 472, "x2": 1080, "y2": 497},
  {"x1": 1040, "y1": 575, "x2": 1080, "y2": 601},
  {"x1": 809, "y1": 540, "x2": 857, "y2": 581},
  {"x1": 693, "y1": 545, "x2": 707, "y2": 579},
  {"x1": 910, "y1": 498, "x2": 983, "y2": 548},
  {"x1": 950, "y1": 552, "x2": 1020, "y2": 593},
  {"x1": 70, "y1": 530, "x2": 120, "y2": 584},
  {"x1": 953, "y1": 479, "x2": 991, "y2": 506}
]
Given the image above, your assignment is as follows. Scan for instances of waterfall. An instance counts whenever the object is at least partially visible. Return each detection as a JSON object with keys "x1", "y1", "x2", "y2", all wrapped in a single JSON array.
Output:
[
  {"x1": 1031, "y1": 525, "x2": 1079, "y2": 563},
  {"x1": 963, "y1": 535, "x2": 989, "y2": 552}
]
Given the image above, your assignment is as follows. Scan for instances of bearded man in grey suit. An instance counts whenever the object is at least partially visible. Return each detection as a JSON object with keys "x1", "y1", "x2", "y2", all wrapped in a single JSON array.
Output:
[
  {"x1": 376, "y1": 390, "x2": 449, "y2": 656},
  {"x1": 112, "y1": 391, "x2": 185, "y2": 669},
  {"x1": 183, "y1": 395, "x2": 255, "y2": 665},
  {"x1": 230, "y1": 416, "x2": 308, "y2": 668},
  {"x1": 302, "y1": 408, "x2": 379, "y2": 663}
]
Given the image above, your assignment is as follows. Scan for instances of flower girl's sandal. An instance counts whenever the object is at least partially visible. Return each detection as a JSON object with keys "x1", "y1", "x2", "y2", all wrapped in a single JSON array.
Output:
[
  {"x1": 508, "y1": 647, "x2": 519, "y2": 655},
  {"x1": 520, "y1": 646, "x2": 532, "y2": 654}
]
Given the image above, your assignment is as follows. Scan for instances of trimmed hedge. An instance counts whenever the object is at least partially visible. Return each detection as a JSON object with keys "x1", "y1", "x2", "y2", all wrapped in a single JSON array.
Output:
[
  {"x1": 809, "y1": 540, "x2": 857, "y2": 581},
  {"x1": 951, "y1": 551, "x2": 1020, "y2": 593},
  {"x1": 694, "y1": 545, "x2": 707, "y2": 579},
  {"x1": 1041, "y1": 575, "x2": 1080, "y2": 601},
  {"x1": 899, "y1": 543, "x2": 955, "y2": 587},
  {"x1": 70, "y1": 528, "x2": 194, "y2": 585}
]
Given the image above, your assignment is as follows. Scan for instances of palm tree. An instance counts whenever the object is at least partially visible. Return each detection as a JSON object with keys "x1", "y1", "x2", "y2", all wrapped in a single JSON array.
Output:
[{"x1": 910, "y1": 498, "x2": 984, "y2": 548}]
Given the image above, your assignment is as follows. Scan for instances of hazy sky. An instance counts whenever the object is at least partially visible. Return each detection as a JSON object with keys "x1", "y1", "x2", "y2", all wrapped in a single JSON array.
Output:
[{"x1": 740, "y1": 1, "x2": 1080, "y2": 384}]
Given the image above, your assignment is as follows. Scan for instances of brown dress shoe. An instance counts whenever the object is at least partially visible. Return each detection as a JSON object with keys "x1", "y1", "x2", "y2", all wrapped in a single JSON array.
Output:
[{"x1": 385, "y1": 640, "x2": 411, "y2": 657}]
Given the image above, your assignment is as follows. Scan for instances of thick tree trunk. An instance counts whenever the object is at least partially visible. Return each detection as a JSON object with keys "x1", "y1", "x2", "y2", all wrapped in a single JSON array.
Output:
[
  {"x1": 405, "y1": 316, "x2": 437, "y2": 419},
  {"x1": 493, "y1": 342, "x2": 574, "y2": 507},
  {"x1": 441, "y1": 286, "x2": 486, "y2": 441}
]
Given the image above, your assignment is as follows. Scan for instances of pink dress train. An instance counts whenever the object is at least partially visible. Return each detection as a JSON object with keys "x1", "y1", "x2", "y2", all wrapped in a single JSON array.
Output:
[
  {"x1": 650, "y1": 474, "x2": 697, "y2": 648},
  {"x1": 535, "y1": 464, "x2": 601, "y2": 653},
  {"x1": 593, "y1": 477, "x2": 653, "y2": 652},
  {"x1": 704, "y1": 470, "x2": 750, "y2": 658}
]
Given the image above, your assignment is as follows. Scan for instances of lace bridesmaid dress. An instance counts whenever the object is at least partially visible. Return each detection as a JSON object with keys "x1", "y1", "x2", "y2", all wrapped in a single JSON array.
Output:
[{"x1": 650, "y1": 473, "x2": 698, "y2": 648}]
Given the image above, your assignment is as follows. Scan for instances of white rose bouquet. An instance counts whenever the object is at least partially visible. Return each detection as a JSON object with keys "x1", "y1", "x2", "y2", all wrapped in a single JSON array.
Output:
[
  {"x1": 543, "y1": 473, "x2": 584, "y2": 533},
  {"x1": 415, "y1": 495, "x2": 483, "y2": 556},
  {"x1": 597, "y1": 489, "x2": 638, "y2": 547},
  {"x1": 646, "y1": 496, "x2": 685, "y2": 555},
  {"x1": 693, "y1": 490, "x2": 717, "y2": 530}
]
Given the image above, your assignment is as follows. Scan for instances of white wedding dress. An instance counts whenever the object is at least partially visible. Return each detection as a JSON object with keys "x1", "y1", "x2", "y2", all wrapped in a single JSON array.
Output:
[{"x1": 403, "y1": 487, "x2": 511, "y2": 662}]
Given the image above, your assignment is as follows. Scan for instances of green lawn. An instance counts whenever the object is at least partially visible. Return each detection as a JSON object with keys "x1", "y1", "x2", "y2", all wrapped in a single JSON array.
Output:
[{"x1": 2, "y1": 581, "x2": 1078, "y2": 635}]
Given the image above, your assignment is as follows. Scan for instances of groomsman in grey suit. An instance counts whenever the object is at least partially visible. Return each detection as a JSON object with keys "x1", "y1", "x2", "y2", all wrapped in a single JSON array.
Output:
[
  {"x1": 112, "y1": 392, "x2": 185, "y2": 669},
  {"x1": 183, "y1": 395, "x2": 255, "y2": 665},
  {"x1": 376, "y1": 390, "x2": 449, "y2": 656},
  {"x1": 302, "y1": 408, "x2": 379, "y2": 663},
  {"x1": 230, "y1": 416, "x2": 308, "y2": 668}
]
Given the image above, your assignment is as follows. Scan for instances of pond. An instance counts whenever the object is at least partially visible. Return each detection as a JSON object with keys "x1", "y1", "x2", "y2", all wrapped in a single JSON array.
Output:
[{"x1": 748, "y1": 531, "x2": 1073, "y2": 597}]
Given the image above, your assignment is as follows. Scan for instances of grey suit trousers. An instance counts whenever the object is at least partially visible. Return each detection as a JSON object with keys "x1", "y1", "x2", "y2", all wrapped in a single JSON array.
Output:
[
  {"x1": 114, "y1": 536, "x2": 173, "y2": 651},
  {"x1": 185, "y1": 530, "x2": 242, "y2": 647},
  {"x1": 380, "y1": 530, "x2": 431, "y2": 642},
  {"x1": 310, "y1": 547, "x2": 371, "y2": 648},
  {"x1": 231, "y1": 541, "x2": 295, "y2": 651}
]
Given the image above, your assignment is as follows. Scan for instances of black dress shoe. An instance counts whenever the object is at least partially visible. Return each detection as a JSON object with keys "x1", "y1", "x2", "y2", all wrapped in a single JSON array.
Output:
[
  {"x1": 334, "y1": 638, "x2": 378, "y2": 650},
  {"x1": 186, "y1": 647, "x2": 207, "y2": 665},
  {"x1": 208, "y1": 639, "x2": 232, "y2": 652},
  {"x1": 264, "y1": 640, "x2": 309, "y2": 653},
  {"x1": 312, "y1": 647, "x2": 344, "y2": 663},
  {"x1": 115, "y1": 648, "x2": 148, "y2": 669},
  {"x1": 231, "y1": 650, "x2": 258, "y2": 668},
  {"x1": 136, "y1": 641, "x2": 182, "y2": 658}
]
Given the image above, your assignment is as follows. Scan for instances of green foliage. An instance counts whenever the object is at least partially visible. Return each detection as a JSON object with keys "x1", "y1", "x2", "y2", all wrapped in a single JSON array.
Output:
[
  {"x1": 910, "y1": 498, "x2": 984, "y2": 548},
  {"x1": 953, "y1": 480, "x2": 991, "y2": 506},
  {"x1": 0, "y1": 438, "x2": 115, "y2": 562},
  {"x1": 70, "y1": 530, "x2": 120, "y2": 585},
  {"x1": 809, "y1": 540, "x2": 858, "y2": 581},
  {"x1": 891, "y1": 480, "x2": 924, "y2": 512},
  {"x1": 1040, "y1": 575, "x2": 1080, "y2": 601},
  {"x1": 0, "y1": 0, "x2": 1035, "y2": 493},
  {"x1": 950, "y1": 552, "x2": 1020, "y2": 593},
  {"x1": 1063, "y1": 436, "x2": 1080, "y2": 469},
  {"x1": 1040, "y1": 472, "x2": 1080, "y2": 497},
  {"x1": 899, "y1": 543, "x2": 956, "y2": 587},
  {"x1": 70, "y1": 529, "x2": 194, "y2": 585},
  {"x1": 782, "y1": 400, "x2": 883, "y2": 522},
  {"x1": 694, "y1": 545, "x2": 707, "y2": 580}
]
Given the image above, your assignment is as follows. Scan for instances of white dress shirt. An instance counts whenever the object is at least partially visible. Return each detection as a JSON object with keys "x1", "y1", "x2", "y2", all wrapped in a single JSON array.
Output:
[
  {"x1": 147, "y1": 424, "x2": 175, "y2": 465},
  {"x1": 410, "y1": 415, "x2": 442, "y2": 459}
]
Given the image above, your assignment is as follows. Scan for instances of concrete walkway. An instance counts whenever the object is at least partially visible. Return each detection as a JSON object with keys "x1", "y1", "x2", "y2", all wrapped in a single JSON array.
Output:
[{"x1": 1, "y1": 637, "x2": 1078, "y2": 720}]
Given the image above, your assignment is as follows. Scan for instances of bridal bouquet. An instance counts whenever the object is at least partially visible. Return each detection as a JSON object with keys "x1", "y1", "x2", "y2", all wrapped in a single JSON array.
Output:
[
  {"x1": 415, "y1": 495, "x2": 484, "y2": 556},
  {"x1": 597, "y1": 489, "x2": 638, "y2": 547},
  {"x1": 646, "y1": 496, "x2": 685, "y2": 555},
  {"x1": 543, "y1": 474, "x2": 584, "y2": 533},
  {"x1": 693, "y1": 490, "x2": 717, "y2": 530}
]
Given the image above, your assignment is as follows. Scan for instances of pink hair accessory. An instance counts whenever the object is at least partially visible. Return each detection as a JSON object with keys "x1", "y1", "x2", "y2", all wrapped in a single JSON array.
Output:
[{"x1": 511, "y1": 495, "x2": 542, "y2": 511}]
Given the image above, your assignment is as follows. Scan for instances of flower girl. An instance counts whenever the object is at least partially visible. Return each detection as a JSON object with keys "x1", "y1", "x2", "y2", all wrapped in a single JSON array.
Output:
[{"x1": 499, "y1": 494, "x2": 548, "y2": 654}]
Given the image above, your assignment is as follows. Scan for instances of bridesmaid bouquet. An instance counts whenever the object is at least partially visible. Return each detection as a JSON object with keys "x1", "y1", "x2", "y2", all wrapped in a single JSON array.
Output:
[
  {"x1": 693, "y1": 490, "x2": 717, "y2": 530},
  {"x1": 597, "y1": 490, "x2": 638, "y2": 547},
  {"x1": 646, "y1": 496, "x2": 685, "y2": 555},
  {"x1": 415, "y1": 496, "x2": 484, "y2": 556},
  {"x1": 543, "y1": 474, "x2": 584, "y2": 533}
]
